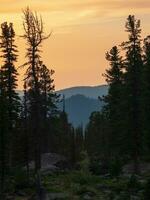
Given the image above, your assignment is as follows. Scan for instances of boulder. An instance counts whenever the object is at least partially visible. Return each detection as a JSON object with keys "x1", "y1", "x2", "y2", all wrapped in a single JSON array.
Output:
[
  {"x1": 123, "y1": 162, "x2": 150, "y2": 174},
  {"x1": 28, "y1": 153, "x2": 68, "y2": 172}
]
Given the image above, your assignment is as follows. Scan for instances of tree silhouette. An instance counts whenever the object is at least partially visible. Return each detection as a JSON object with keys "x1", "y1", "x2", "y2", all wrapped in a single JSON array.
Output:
[
  {"x1": 103, "y1": 46, "x2": 125, "y2": 159},
  {"x1": 121, "y1": 15, "x2": 143, "y2": 173},
  {"x1": 22, "y1": 7, "x2": 50, "y2": 171},
  {"x1": 0, "y1": 21, "x2": 20, "y2": 172}
]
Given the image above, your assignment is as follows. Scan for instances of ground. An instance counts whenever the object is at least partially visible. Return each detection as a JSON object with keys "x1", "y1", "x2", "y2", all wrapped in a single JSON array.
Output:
[{"x1": 11, "y1": 170, "x2": 149, "y2": 200}]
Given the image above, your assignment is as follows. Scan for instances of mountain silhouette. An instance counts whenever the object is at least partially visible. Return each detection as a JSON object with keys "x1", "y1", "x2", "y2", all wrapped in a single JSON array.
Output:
[
  {"x1": 57, "y1": 85, "x2": 108, "y2": 99},
  {"x1": 58, "y1": 85, "x2": 108, "y2": 127},
  {"x1": 58, "y1": 94, "x2": 103, "y2": 127},
  {"x1": 18, "y1": 85, "x2": 108, "y2": 127}
]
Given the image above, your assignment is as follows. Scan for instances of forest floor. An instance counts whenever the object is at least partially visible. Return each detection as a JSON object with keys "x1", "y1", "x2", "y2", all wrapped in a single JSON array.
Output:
[{"x1": 11, "y1": 170, "x2": 149, "y2": 200}]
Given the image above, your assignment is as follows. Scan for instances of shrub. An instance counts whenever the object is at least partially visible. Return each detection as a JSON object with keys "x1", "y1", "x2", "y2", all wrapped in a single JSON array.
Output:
[
  {"x1": 143, "y1": 177, "x2": 150, "y2": 199},
  {"x1": 109, "y1": 158, "x2": 122, "y2": 178}
]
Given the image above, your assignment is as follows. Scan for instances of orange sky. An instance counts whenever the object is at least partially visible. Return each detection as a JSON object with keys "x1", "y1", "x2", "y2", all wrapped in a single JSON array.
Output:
[{"x1": 1, "y1": 0, "x2": 150, "y2": 90}]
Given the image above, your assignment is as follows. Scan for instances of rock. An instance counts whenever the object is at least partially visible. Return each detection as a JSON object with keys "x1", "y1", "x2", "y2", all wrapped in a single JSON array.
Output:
[
  {"x1": 96, "y1": 183, "x2": 113, "y2": 191},
  {"x1": 28, "y1": 192, "x2": 69, "y2": 200},
  {"x1": 130, "y1": 195, "x2": 140, "y2": 200},
  {"x1": 28, "y1": 153, "x2": 68, "y2": 172},
  {"x1": 47, "y1": 192, "x2": 69, "y2": 200},
  {"x1": 139, "y1": 179, "x2": 146, "y2": 185},
  {"x1": 16, "y1": 191, "x2": 26, "y2": 196},
  {"x1": 123, "y1": 162, "x2": 150, "y2": 174},
  {"x1": 83, "y1": 194, "x2": 92, "y2": 200},
  {"x1": 28, "y1": 194, "x2": 37, "y2": 200},
  {"x1": 82, "y1": 191, "x2": 96, "y2": 200},
  {"x1": 55, "y1": 160, "x2": 70, "y2": 170},
  {"x1": 100, "y1": 173, "x2": 111, "y2": 178},
  {"x1": 6, "y1": 195, "x2": 15, "y2": 200}
]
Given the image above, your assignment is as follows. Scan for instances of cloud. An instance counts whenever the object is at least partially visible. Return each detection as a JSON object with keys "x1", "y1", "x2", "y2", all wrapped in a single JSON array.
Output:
[
  {"x1": 0, "y1": 0, "x2": 150, "y2": 31},
  {"x1": 1, "y1": 0, "x2": 150, "y2": 13}
]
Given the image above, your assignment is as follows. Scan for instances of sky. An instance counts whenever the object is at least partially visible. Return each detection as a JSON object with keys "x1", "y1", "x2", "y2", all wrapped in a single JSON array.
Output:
[{"x1": 1, "y1": 0, "x2": 150, "y2": 90}]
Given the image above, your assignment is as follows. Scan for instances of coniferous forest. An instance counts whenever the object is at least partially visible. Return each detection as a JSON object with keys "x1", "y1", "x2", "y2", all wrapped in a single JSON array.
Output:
[{"x1": 1, "y1": 8, "x2": 150, "y2": 200}]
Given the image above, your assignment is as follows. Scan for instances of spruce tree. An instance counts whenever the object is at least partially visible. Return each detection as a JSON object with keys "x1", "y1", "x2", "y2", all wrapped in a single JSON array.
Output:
[
  {"x1": 121, "y1": 15, "x2": 143, "y2": 173},
  {"x1": 143, "y1": 36, "x2": 150, "y2": 154},
  {"x1": 74, "y1": 126, "x2": 84, "y2": 163},
  {"x1": 85, "y1": 111, "x2": 109, "y2": 174},
  {"x1": 103, "y1": 46, "x2": 124, "y2": 159},
  {"x1": 39, "y1": 63, "x2": 59, "y2": 153},
  {"x1": 21, "y1": 81, "x2": 30, "y2": 180},
  {"x1": 0, "y1": 22, "x2": 20, "y2": 169},
  {"x1": 0, "y1": 69, "x2": 7, "y2": 196},
  {"x1": 40, "y1": 63, "x2": 58, "y2": 119}
]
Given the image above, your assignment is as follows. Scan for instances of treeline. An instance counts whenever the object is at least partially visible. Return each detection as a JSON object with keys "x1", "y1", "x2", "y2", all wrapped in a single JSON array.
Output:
[
  {"x1": 0, "y1": 8, "x2": 84, "y2": 197},
  {"x1": 85, "y1": 15, "x2": 150, "y2": 176}
]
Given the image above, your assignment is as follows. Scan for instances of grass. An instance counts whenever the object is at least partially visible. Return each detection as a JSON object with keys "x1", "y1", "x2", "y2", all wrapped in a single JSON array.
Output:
[
  {"x1": 42, "y1": 171, "x2": 128, "y2": 199},
  {"x1": 10, "y1": 170, "x2": 148, "y2": 199}
]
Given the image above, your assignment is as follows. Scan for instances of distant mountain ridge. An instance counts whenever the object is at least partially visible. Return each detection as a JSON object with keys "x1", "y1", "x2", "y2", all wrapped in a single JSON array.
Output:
[
  {"x1": 58, "y1": 85, "x2": 108, "y2": 127},
  {"x1": 17, "y1": 85, "x2": 108, "y2": 127},
  {"x1": 58, "y1": 94, "x2": 103, "y2": 127},
  {"x1": 17, "y1": 85, "x2": 108, "y2": 99},
  {"x1": 57, "y1": 85, "x2": 108, "y2": 99}
]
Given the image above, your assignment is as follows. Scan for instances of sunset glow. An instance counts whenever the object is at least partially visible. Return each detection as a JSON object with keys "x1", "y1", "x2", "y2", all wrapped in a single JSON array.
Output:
[{"x1": 1, "y1": 0, "x2": 150, "y2": 90}]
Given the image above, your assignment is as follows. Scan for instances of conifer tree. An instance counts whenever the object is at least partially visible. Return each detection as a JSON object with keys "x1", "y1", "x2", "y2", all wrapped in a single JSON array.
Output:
[
  {"x1": 0, "y1": 69, "x2": 7, "y2": 196},
  {"x1": 40, "y1": 63, "x2": 58, "y2": 119},
  {"x1": 103, "y1": 46, "x2": 124, "y2": 159},
  {"x1": 121, "y1": 15, "x2": 143, "y2": 173},
  {"x1": 74, "y1": 126, "x2": 84, "y2": 163},
  {"x1": 21, "y1": 81, "x2": 30, "y2": 180},
  {"x1": 22, "y1": 8, "x2": 50, "y2": 171},
  {"x1": 59, "y1": 108, "x2": 71, "y2": 157},
  {"x1": 39, "y1": 63, "x2": 59, "y2": 153},
  {"x1": 85, "y1": 111, "x2": 108, "y2": 159},
  {"x1": 143, "y1": 36, "x2": 150, "y2": 154},
  {"x1": 0, "y1": 22, "x2": 20, "y2": 169}
]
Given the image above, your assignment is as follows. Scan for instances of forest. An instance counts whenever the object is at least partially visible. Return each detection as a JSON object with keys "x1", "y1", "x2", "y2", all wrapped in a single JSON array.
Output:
[{"x1": 1, "y1": 7, "x2": 150, "y2": 200}]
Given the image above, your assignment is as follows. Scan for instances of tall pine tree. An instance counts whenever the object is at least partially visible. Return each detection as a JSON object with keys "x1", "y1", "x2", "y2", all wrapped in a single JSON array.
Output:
[
  {"x1": 103, "y1": 46, "x2": 124, "y2": 159},
  {"x1": 0, "y1": 69, "x2": 8, "y2": 196},
  {"x1": 143, "y1": 36, "x2": 150, "y2": 155},
  {"x1": 0, "y1": 22, "x2": 20, "y2": 170},
  {"x1": 121, "y1": 15, "x2": 143, "y2": 173},
  {"x1": 22, "y1": 8, "x2": 50, "y2": 171}
]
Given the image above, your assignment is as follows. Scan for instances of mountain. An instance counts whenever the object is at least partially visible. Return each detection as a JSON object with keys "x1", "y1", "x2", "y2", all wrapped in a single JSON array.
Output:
[
  {"x1": 57, "y1": 85, "x2": 108, "y2": 99},
  {"x1": 17, "y1": 85, "x2": 108, "y2": 127},
  {"x1": 59, "y1": 94, "x2": 103, "y2": 127},
  {"x1": 57, "y1": 85, "x2": 108, "y2": 127},
  {"x1": 17, "y1": 85, "x2": 108, "y2": 100}
]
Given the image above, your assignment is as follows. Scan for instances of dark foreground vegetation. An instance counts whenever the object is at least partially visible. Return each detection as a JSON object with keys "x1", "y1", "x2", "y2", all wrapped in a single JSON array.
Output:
[{"x1": 0, "y1": 7, "x2": 150, "y2": 199}]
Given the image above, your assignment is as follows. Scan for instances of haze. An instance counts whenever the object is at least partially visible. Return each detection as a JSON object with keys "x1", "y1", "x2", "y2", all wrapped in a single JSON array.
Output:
[{"x1": 0, "y1": 0, "x2": 150, "y2": 90}]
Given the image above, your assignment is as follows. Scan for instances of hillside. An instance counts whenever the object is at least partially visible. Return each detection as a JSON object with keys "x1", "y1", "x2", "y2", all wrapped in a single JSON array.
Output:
[
  {"x1": 57, "y1": 85, "x2": 108, "y2": 99},
  {"x1": 17, "y1": 85, "x2": 108, "y2": 126},
  {"x1": 59, "y1": 94, "x2": 103, "y2": 127}
]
